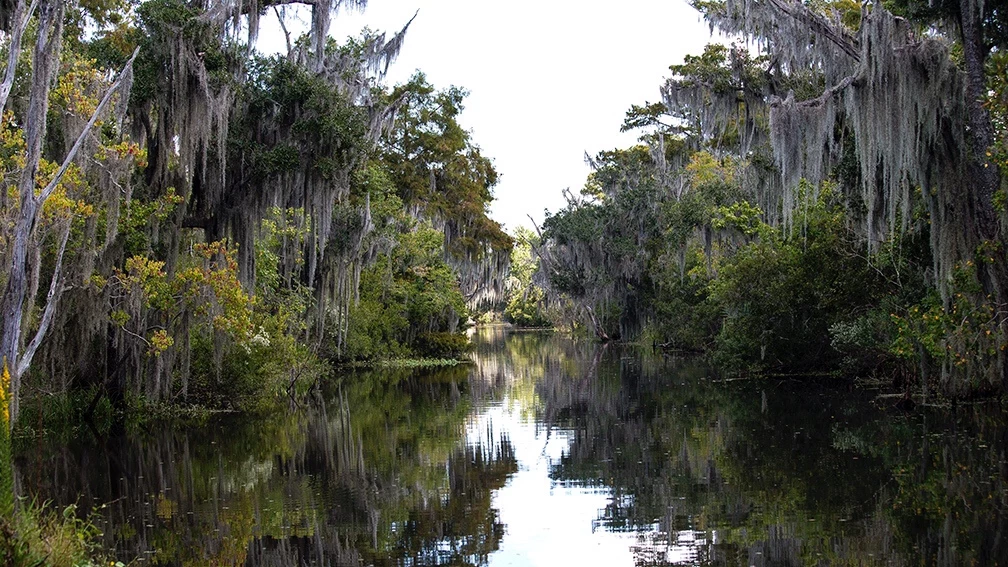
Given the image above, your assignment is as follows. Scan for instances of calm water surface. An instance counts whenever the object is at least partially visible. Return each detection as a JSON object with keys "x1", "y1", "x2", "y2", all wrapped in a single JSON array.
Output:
[{"x1": 19, "y1": 328, "x2": 1008, "y2": 565}]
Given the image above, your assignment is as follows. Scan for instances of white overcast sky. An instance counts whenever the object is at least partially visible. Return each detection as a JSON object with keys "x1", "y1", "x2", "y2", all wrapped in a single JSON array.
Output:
[{"x1": 260, "y1": 0, "x2": 717, "y2": 233}]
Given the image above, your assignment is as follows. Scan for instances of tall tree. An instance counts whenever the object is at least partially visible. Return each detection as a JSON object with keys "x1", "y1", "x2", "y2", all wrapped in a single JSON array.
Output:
[
  {"x1": 380, "y1": 74, "x2": 512, "y2": 311},
  {"x1": 0, "y1": 0, "x2": 139, "y2": 427},
  {"x1": 688, "y1": 0, "x2": 1007, "y2": 390},
  {"x1": 0, "y1": 0, "x2": 400, "y2": 424}
]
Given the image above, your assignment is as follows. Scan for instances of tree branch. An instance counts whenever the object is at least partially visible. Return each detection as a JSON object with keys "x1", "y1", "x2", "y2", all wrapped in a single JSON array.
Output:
[
  {"x1": 766, "y1": 0, "x2": 861, "y2": 63},
  {"x1": 0, "y1": 0, "x2": 36, "y2": 113},
  {"x1": 201, "y1": 0, "x2": 319, "y2": 26},
  {"x1": 38, "y1": 46, "x2": 140, "y2": 204},
  {"x1": 16, "y1": 219, "x2": 70, "y2": 376},
  {"x1": 772, "y1": 70, "x2": 860, "y2": 109},
  {"x1": 273, "y1": 5, "x2": 293, "y2": 57}
]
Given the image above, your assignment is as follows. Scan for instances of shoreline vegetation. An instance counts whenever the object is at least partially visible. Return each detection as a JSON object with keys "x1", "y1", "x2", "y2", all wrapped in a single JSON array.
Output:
[
  {"x1": 0, "y1": 0, "x2": 1006, "y2": 562},
  {"x1": 349, "y1": 358, "x2": 471, "y2": 369}
]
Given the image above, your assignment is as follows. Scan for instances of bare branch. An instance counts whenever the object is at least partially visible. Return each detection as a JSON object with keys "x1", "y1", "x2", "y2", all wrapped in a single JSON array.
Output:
[
  {"x1": 0, "y1": 0, "x2": 37, "y2": 113},
  {"x1": 38, "y1": 46, "x2": 140, "y2": 204},
  {"x1": 115, "y1": 323, "x2": 152, "y2": 348},
  {"x1": 773, "y1": 70, "x2": 860, "y2": 109},
  {"x1": 526, "y1": 214, "x2": 544, "y2": 240},
  {"x1": 273, "y1": 5, "x2": 293, "y2": 57},
  {"x1": 16, "y1": 219, "x2": 69, "y2": 376}
]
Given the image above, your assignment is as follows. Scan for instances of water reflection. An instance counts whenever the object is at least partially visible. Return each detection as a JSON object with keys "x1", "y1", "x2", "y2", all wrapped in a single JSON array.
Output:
[{"x1": 18, "y1": 327, "x2": 1008, "y2": 565}]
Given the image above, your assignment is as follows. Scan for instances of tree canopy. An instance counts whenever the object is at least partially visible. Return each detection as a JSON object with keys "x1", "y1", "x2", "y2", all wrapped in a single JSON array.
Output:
[
  {"x1": 0, "y1": 0, "x2": 511, "y2": 427},
  {"x1": 535, "y1": 0, "x2": 1007, "y2": 394}
]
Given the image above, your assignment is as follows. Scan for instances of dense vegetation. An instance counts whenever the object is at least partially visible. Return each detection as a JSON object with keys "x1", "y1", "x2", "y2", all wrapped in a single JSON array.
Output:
[
  {"x1": 533, "y1": 0, "x2": 1008, "y2": 398},
  {"x1": 0, "y1": 0, "x2": 512, "y2": 557},
  {"x1": 0, "y1": 0, "x2": 511, "y2": 427}
]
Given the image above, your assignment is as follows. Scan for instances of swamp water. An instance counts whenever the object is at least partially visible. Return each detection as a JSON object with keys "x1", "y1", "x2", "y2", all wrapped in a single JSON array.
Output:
[{"x1": 18, "y1": 327, "x2": 1008, "y2": 565}]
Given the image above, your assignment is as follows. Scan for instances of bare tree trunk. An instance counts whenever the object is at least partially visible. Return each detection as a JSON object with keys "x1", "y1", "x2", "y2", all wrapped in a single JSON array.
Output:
[
  {"x1": 585, "y1": 306, "x2": 610, "y2": 342},
  {"x1": 960, "y1": 0, "x2": 1000, "y2": 238}
]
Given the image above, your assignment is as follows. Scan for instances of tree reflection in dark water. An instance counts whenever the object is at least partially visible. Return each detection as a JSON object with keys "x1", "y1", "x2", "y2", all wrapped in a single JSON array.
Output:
[
  {"x1": 468, "y1": 327, "x2": 1008, "y2": 566},
  {"x1": 18, "y1": 327, "x2": 1008, "y2": 566},
  {"x1": 19, "y1": 367, "x2": 516, "y2": 566}
]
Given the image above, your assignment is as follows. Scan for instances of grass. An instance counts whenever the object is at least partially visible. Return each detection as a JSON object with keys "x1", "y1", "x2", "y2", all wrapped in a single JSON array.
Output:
[{"x1": 0, "y1": 500, "x2": 119, "y2": 567}]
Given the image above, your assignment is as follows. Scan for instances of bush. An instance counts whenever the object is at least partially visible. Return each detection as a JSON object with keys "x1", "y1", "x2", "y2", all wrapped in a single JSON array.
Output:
[
  {"x1": 187, "y1": 331, "x2": 324, "y2": 412},
  {"x1": 414, "y1": 332, "x2": 471, "y2": 359},
  {"x1": 652, "y1": 247, "x2": 720, "y2": 351},
  {"x1": 708, "y1": 188, "x2": 885, "y2": 373}
]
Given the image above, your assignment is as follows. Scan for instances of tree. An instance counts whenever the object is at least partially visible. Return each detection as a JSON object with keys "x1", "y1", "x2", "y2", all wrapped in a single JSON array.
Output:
[
  {"x1": 0, "y1": 0, "x2": 513, "y2": 425},
  {"x1": 537, "y1": 146, "x2": 666, "y2": 340},
  {"x1": 693, "y1": 0, "x2": 1007, "y2": 390},
  {"x1": 0, "y1": 0, "x2": 139, "y2": 428},
  {"x1": 380, "y1": 74, "x2": 512, "y2": 312},
  {"x1": 503, "y1": 227, "x2": 549, "y2": 328},
  {"x1": 0, "y1": 0, "x2": 409, "y2": 424}
]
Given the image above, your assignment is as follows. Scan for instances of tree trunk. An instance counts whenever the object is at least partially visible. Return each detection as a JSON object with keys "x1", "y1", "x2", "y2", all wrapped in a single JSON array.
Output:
[
  {"x1": 585, "y1": 306, "x2": 610, "y2": 342},
  {"x1": 0, "y1": 200, "x2": 39, "y2": 427},
  {"x1": 959, "y1": 0, "x2": 1008, "y2": 389},
  {"x1": 960, "y1": 0, "x2": 1000, "y2": 238},
  {"x1": 0, "y1": 0, "x2": 62, "y2": 429},
  {"x1": 0, "y1": 1, "x2": 138, "y2": 428}
]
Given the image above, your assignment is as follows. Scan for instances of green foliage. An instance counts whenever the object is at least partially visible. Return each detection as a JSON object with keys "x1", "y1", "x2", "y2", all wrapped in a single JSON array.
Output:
[
  {"x1": 650, "y1": 246, "x2": 720, "y2": 351},
  {"x1": 670, "y1": 44, "x2": 744, "y2": 93},
  {"x1": 343, "y1": 288, "x2": 410, "y2": 361},
  {"x1": 341, "y1": 179, "x2": 470, "y2": 361},
  {"x1": 186, "y1": 334, "x2": 271, "y2": 411},
  {"x1": 111, "y1": 241, "x2": 254, "y2": 355},
  {"x1": 540, "y1": 146, "x2": 667, "y2": 338},
  {"x1": 987, "y1": 51, "x2": 1008, "y2": 176},
  {"x1": 381, "y1": 73, "x2": 512, "y2": 257},
  {"x1": 365, "y1": 358, "x2": 467, "y2": 368},
  {"x1": 134, "y1": 0, "x2": 239, "y2": 100},
  {"x1": 118, "y1": 186, "x2": 183, "y2": 258},
  {"x1": 710, "y1": 201, "x2": 769, "y2": 238},
  {"x1": 621, "y1": 102, "x2": 673, "y2": 133},
  {"x1": 890, "y1": 260, "x2": 1008, "y2": 393},
  {"x1": 0, "y1": 501, "x2": 117, "y2": 567},
  {"x1": 13, "y1": 387, "x2": 115, "y2": 444},
  {"x1": 504, "y1": 227, "x2": 550, "y2": 327},
  {"x1": 884, "y1": 0, "x2": 1008, "y2": 54},
  {"x1": 236, "y1": 56, "x2": 371, "y2": 181},
  {"x1": 709, "y1": 185, "x2": 886, "y2": 372},
  {"x1": 415, "y1": 332, "x2": 471, "y2": 359}
]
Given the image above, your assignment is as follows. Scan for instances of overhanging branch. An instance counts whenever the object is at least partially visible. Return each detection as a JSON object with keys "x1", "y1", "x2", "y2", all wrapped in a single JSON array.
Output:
[{"x1": 766, "y1": 0, "x2": 861, "y2": 62}]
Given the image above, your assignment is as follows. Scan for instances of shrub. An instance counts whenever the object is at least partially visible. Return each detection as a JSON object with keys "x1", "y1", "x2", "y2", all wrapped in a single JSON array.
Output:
[{"x1": 415, "y1": 332, "x2": 471, "y2": 359}]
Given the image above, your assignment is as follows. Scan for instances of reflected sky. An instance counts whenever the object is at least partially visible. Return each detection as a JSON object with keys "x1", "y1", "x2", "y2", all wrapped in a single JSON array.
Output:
[
  {"x1": 469, "y1": 402, "x2": 645, "y2": 567},
  {"x1": 464, "y1": 342, "x2": 716, "y2": 567}
]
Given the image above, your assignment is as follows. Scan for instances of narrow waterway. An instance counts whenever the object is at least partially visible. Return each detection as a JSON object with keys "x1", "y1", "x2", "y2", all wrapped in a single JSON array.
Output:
[{"x1": 19, "y1": 327, "x2": 1008, "y2": 565}]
